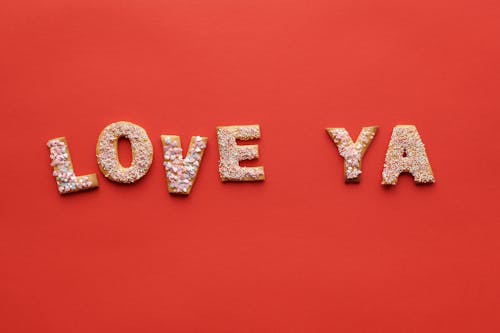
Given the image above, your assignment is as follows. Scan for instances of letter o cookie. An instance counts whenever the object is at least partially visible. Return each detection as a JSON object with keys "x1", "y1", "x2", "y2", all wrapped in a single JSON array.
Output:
[{"x1": 96, "y1": 121, "x2": 153, "y2": 183}]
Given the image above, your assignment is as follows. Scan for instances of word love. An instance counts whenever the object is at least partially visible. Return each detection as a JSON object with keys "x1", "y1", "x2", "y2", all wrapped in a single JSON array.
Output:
[{"x1": 47, "y1": 121, "x2": 435, "y2": 195}]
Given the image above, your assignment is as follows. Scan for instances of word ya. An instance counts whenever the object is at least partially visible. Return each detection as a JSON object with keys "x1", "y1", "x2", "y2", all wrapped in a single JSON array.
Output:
[{"x1": 47, "y1": 121, "x2": 435, "y2": 195}]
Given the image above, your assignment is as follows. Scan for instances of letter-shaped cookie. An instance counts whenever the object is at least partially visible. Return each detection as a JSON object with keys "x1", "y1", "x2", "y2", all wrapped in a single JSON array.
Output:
[
  {"x1": 216, "y1": 125, "x2": 265, "y2": 182},
  {"x1": 47, "y1": 137, "x2": 98, "y2": 194},
  {"x1": 162, "y1": 135, "x2": 207, "y2": 194},
  {"x1": 382, "y1": 125, "x2": 435, "y2": 185},
  {"x1": 326, "y1": 126, "x2": 378, "y2": 182},
  {"x1": 96, "y1": 121, "x2": 153, "y2": 183}
]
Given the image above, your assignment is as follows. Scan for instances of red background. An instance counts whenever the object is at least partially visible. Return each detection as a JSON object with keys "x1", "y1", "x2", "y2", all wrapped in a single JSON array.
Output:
[{"x1": 1, "y1": 0, "x2": 499, "y2": 332}]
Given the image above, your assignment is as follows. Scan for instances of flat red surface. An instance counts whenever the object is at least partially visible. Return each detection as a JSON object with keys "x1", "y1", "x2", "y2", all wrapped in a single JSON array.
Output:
[{"x1": 1, "y1": 0, "x2": 499, "y2": 332}]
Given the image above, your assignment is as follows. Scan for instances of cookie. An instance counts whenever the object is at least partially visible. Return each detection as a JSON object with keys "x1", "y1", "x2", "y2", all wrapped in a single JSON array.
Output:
[
  {"x1": 382, "y1": 125, "x2": 435, "y2": 185},
  {"x1": 326, "y1": 126, "x2": 378, "y2": 182},
  {"x1": 47, "y1": 137, "x2": 98, "y2": 194},
  {"x1": 96, "y1": 121, "x2": 153, "y2": 183},
  {"x1": 216, "y1": 125, "x2": 265, "y2": 182},
  {"x1": 162, "y1": 135, "x2": 207, "y2": 194}
]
